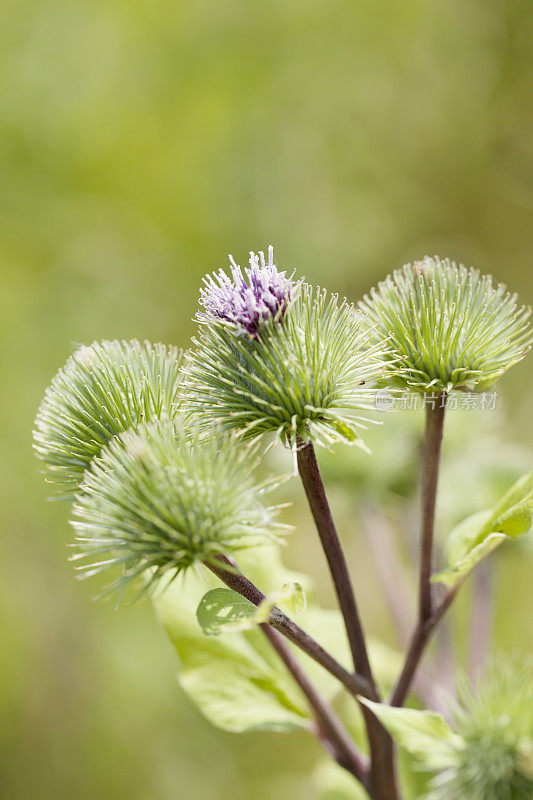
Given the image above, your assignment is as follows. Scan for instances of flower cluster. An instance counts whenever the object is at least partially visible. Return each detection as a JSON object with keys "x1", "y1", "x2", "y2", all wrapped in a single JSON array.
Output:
[
  {"x1": 71, "y1": 422, "x2": 287, "y2": 599},
  {"x1": 198, "y1": 246, "x2": 293, "y2": 336},
  {"x1": 187, "y1": 279, "x2": 387, "y2": 448},
  {"x1": 360, "y1": 256, "x2": 532, "y2": 394},
  {"x1": 33, "y1": 248, "x2": 533, "y2": 610},
  {"x1": 33, "y1": 339, "x2": 182, "y2": 495}
]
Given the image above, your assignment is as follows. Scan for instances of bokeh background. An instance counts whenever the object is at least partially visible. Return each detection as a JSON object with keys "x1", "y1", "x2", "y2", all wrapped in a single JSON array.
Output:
[{"x1": 1, "y1": 1, "x2": 532, "y2": 798}]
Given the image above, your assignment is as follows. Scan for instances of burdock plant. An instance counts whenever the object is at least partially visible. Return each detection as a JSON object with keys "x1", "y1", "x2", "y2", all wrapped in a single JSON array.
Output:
[
  {"x1": 34, "y1": 339, "x2": 183, "y2": 496},
  {"x1": 34, "y1": 249, "x2": 532, "y2": 800},
  {"x1": 359, "y1": 256, "x2": 532, "y2": 395},
  {"x1": 70, "y1": 422, "x2": 287, "y2": 599},
  {"x1": 187, "y1": 246, "x2": 386, "y2": 447},
  {"x1": 359, "y1": 258, "x2": 532, "y2": 715}
]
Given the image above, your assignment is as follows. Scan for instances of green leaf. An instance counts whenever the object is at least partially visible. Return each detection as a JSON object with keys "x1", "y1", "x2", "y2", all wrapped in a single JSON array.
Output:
[
  {"x1": 179, "y1": 661, "x2": 308, "y2": 733},
  {"x1": 486, "y1": 471, "x2": 533, "y2": 537},
  {"x1": 443, "y1": 509, "x2": 493, "y2": 568},
  {"x1": 194, "y1": 599, "x2": 353, "y2": 702},
  {"x1": 154, "y1": 542, "x2": 402, "y2": 735},
  {"x1": 153, "y1": 565, "x2": 310, "y2": 733},
  {"x1": 433, "y1": 472, "x2": 533, "y2": 588},
  {"x1": 196, "y1": 588, "x2": 257, "y2": 634},
  {"x1": 196, "y1": 583, "x2": 306, "y2": 636},
  {"x1": 450, "y1": 472, "x2": 533, "y2": 563},
  {"x1": 432, "y1": 533, "x2": 505, "y2": 588},
  {"x1": 358, "y1": 698, "x2": 461, "y2": 770}
]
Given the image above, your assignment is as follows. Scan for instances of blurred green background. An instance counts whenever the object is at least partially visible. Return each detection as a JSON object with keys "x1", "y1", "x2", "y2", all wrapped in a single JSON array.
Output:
[{"x1": 1, "y1": 1, "x2": 532, "y2": 798}]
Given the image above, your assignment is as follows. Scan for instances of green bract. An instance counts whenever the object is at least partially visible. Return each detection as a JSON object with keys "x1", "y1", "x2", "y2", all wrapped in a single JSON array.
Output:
[
  {"x1": 359, "y1": 256, "x2": 532, "y2": 394},
  {"x1": 33, "y1": 339, "x2": 183, "y2": 495},
  {"x1": 70, "y1": 422, "x2": 287, "y2": 599},
  {"x1": 185, "y1": 282, "x2": 387, "y2": 447}
]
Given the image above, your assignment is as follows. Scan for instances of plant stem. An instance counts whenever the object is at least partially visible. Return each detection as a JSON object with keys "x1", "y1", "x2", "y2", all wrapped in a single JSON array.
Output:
[
  {"x1": 296, "y1": 439, "x2": 378, "y2": 696},
  {"x1": 389, "y1": 397, "x2": 447, "y2": 707},
  {"x1": 209, "y1": 557, "x2": 400, "y2": 797},
  {"x1": 419, "y1": 398, "x2": 446, "y2": 622},
  {"x1": 207, "y1": 556, "x2": 373, "y2": 698},
  {"x1": 261, "y1": 625, "x2": 370, "y2": 785},
  {"x1": 296, "y1": 440, "x2": 400, "y2": 800}
]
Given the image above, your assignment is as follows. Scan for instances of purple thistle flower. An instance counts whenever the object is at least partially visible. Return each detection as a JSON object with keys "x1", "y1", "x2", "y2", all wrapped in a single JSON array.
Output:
[{"x1": 198, "y1": 246, "x2": 294, "y2": 335}]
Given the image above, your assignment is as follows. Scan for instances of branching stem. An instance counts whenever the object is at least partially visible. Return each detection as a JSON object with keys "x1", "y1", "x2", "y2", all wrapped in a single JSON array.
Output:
[
  {"x1": 207, "y1": 556, "x2": 373, "y2": 698},
  {"x1": 296, "y1": 439, "x2": 378, "y2": 695},
  {"x1": 295, "y1": 440, "x2": 400, "y2": 800},
  {"x1": 261, "y1": 625, "x2": 370, "y2": 785}
]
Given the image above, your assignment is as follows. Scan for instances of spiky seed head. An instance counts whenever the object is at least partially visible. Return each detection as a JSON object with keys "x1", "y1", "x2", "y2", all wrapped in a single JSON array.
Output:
[
  {"x1": 359, "y1": 256, "x2": 532, "y2": 394},
  {"x1": 70, "y1": 422, "x2": 287, "y2": 600},
  {"x1": 186, "y1": 274, "x2": 387, "y2": 448},
  {"x1": 198, "y1": 246, "x2": 294, "y2": 335},
  {"x1": 33, "y1": 339, "x2": 183, "y2": 496},
  {"x1": 428, "y1": 658, "x2": 533, "y2": 800}
]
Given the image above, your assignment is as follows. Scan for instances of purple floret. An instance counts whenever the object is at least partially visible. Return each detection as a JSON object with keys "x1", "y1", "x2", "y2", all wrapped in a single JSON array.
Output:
[{"x1": 198, "y1": 246, "x2": 293, "y2": 335}]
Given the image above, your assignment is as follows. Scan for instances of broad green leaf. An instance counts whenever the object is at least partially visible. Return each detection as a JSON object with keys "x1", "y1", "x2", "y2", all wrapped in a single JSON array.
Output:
[
  {"x1": 432, "y1": 533, "x2": 505, "y2": 588},
  {"x1": 196, "y1": 591, "x2": 400, "y2": 703},
  {"x1": 486, "y1": 471, "x2": 533, "y2": 537},
  {"x1": 448, "y1": 472, "x2": 533, "y2": 564},
  {"x1": 153, "y1": 562, "x2": 311, "y2": 733},
  {"x1": 196, "y1": 588, "x2": 257, "y2": 634},
  {"x1": 179, "y1": 660, "x2": 308, "y2": 733},
  {"x1": 443, "y1": 509, "x2": 492, "y2": 567},
  {"x1": 196, "y1": 583, "x2": 305, "y2": 636},
  {"x1": 154, "y1": 542, "x2": 402, "y2": 735},
  {"x1": 193, "y1": 595, "x2": 349, "y2": 701},
  {"x1": 433, "y1": 472, "x2": 533, "y2": 588},
  {"x1": 358, "y1": 698, "x2": 461, "y2": 770},
  {"x1": 196, "y1": 589, "x2": 400, "y2": 688}
]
